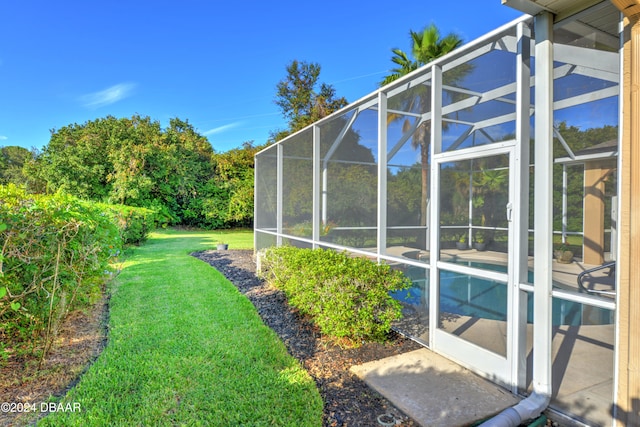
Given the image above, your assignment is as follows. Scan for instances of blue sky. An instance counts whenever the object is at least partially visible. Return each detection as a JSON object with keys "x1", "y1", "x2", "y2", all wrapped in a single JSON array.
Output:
[{"x1": 0, "y1": 1, "x2": 524, "y2": 153}]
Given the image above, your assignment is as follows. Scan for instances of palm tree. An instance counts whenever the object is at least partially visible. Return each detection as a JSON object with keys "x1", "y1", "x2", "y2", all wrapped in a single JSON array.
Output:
[
  {"x1": 472, "y1": 167, "x2": 509, "y2": 229},
  {"x1": 380, "y1": 24, "x2": 464, "y2": 87},
  {"x1": 380, "y1": 24, "x2": 464, "y2": 244}
]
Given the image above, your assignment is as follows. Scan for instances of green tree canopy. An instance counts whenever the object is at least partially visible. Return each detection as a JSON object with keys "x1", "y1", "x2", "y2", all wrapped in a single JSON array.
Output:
[
  {"x1": 29, "y1": 114, "x2": 261, "y2": 229},
  {"x1": 210, "y1": 142, "x2": 264, "y2": 228},
  {"x1": 0, "y1": 145, "x2": 32, "y2": 186},
  {"x1": 31, "y1": 115, "x2": 218, "y2": 225},
  {"x1": 272, "y1": 60, "x2": 348, "y2": 141}
]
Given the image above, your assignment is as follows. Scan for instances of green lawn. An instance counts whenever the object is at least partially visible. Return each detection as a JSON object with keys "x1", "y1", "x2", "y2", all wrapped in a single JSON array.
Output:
[{"x1": 39, "y1": 228, "x2": 322, "y2": 427}]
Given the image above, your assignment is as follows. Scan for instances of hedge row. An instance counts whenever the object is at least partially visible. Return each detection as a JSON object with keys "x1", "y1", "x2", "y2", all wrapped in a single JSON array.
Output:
[
  {"x1": 0, "y1": 185, "x2": 155, "y2": 360},
  {"x1": 95, "y1": 202, "x2": 163, "y2": 246},
  {"x1": 258, "y1": 246, "x2": 410, "y2": 345}
]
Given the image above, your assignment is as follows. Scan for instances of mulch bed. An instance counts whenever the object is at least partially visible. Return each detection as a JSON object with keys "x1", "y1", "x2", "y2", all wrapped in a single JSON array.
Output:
[{"x1": 192, "y1": 249, "x2": 423, "y2": 427}]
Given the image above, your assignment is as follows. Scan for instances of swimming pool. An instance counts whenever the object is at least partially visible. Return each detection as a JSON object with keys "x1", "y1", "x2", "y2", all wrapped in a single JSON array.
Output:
[{"x1": 391, "y1": 262, "x2": 614, "y2": 326}]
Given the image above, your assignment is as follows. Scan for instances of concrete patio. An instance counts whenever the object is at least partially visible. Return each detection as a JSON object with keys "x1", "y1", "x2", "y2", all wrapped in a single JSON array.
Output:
[
  {"x1": 352, "y1": 317, "x2": 614, "y2": 426},
  {"x1": 350, "y1": 348, "x2": 521, "y2": 427}
]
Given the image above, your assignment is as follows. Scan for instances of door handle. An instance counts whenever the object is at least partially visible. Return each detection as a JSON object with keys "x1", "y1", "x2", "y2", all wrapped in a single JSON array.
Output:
[{"x1": 506, "y1": 203, "x2": 513, "y2": 222}]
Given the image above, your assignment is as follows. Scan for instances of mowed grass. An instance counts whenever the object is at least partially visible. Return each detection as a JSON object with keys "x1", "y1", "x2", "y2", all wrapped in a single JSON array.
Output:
[{"x1": 39, "y1": 228, "x2": 323, "y2": 427}]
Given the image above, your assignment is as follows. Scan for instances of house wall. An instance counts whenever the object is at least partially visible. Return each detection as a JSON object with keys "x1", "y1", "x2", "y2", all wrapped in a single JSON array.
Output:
[{"x1": 615, "y1": 9, "x2": 640, "y2": 427}]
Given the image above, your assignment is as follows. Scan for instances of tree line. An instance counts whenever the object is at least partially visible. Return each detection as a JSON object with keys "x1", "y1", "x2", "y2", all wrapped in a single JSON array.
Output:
[
  {"x1": 1, "y1": 117, "x2": 260, "y2": 229},
  {"x1": 1, "y1": 24, "x2": 468, "y2": 229}
]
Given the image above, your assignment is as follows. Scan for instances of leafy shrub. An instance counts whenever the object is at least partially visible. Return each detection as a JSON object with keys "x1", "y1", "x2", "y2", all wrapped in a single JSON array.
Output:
[
  {"x1": 0, "y1": 184, "x2": 121, "y2": 360},
  {"x1": 95, "y1": 203, "x2": 161, "y2": 245},
  {"x1": 258, "y1": 246, "x2": 410, "y2": 345}
]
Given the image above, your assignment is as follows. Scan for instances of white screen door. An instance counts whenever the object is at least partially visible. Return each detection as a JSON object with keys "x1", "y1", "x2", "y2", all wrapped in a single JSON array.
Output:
[{"x1": 431, "y1": 144, "x2": 516, "y2": 386}]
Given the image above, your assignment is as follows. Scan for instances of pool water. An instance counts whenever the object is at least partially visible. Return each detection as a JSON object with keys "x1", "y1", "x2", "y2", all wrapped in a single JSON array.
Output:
[{"x1": 391, "y1": 263, "x2": 614, "y2": 326}]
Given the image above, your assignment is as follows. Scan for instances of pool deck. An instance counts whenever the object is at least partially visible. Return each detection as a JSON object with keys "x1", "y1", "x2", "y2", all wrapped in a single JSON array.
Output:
[{"x1": 385, "y1": 245, "x2": 615, "y2": 295}]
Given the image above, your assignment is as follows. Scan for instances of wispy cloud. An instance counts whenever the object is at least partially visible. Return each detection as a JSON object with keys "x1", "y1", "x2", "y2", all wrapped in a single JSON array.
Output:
[
  {"x1": 80, "y1": 83, "x2": 137, "y2": 109},
  {"x1": 0, "y1": 135, "x2": 7, "y2": 141},
  {"x1": 203, "y1": 122, "x2": 242, "y2": 136}
]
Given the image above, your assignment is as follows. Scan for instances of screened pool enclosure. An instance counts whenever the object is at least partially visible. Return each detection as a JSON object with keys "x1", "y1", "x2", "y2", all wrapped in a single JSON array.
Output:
[{"x1": 255, "y1": 5, "x2": 620, "y2": 426}]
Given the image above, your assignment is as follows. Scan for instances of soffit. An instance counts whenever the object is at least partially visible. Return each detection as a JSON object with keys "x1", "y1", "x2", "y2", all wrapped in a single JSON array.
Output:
[
  {"x1": 609, "y1": 0, "x2": 640, "y2": 18},
  {"x1": 502, "y1": 0, "x2": 608, "y2": 20},
  {"x1": 503, "y1": 1, "x2": 620, "y2": 45}
]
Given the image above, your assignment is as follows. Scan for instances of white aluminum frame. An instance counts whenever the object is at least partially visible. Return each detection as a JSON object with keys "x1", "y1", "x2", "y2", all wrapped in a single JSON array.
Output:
[
  {"x1": 532, "y1": 10, "x2": 554, "y2": 400},
  {"x1": 253, "y1": 10, "x2": 621, "y2": 425},
  {"x1": 432, "y1": 142, "x2": 517, "y2": 387}
]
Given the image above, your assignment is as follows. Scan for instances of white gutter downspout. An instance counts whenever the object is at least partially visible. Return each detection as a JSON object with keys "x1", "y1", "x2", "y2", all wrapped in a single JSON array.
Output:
[{"x1": 479, "y1": 11, "x2": 554, "y2": 427}]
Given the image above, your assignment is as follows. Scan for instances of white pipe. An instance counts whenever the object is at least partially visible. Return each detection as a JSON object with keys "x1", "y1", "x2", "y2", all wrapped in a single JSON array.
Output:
[{"x1": 478, "y1": 392, "x2": 549, "y2": 427}]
